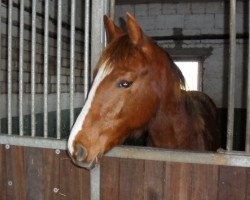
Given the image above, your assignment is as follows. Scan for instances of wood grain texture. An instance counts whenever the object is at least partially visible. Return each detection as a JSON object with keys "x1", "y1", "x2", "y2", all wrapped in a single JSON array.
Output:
[
  {"x1": 246, "y1": 168, "x2": 250, "y2": 200},
  {"x1": 163, "y1": 162, "x2": 193, "y2": 200},
  {"x1": 58, "y1": 150, "x2": 89, "y2": 200},
  {"x1": 81, "y1": 164, "x2": 91, "y2": 200},
  {"x1": 43, "y1": 148, "x2": 60, "y2": 200},
  {"x1": 4, "y1": 146, "x2": 26, "y2": 200},
  {"x1": 119, "y1": 158, "x2": 145, "y2": 200},
  {"x1": 218, "y1": 166, "x2": 247, "y2": 200},
  {"x1": 0, "y1": 145, "x2": 7, "y2": 200},
  {"x1": 24, "y1": 147, "x2": 44, "y2": 200},
  {"x1": 100, "y1": 157, "x2": 120, "y2": 200},
  {"x1": 2, "y1": 145, "x2": 250, "y2": 200},
  {"x1": 144, "y1": 160, "x2": 164, "y2": 200},
  {"x1": 190, "y1": 164, "x2": 219, "y2": 200}
]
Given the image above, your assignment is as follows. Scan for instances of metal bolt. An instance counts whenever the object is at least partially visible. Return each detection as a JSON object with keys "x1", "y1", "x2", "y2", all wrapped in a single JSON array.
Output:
[
  {"x1": 53, "y1": 187, "x2": 59, "y2": 193},
  {"x1": 55, "y1": 149, "x2": 60, "y2": 154},
  {"x1": 8, "y1": 181, "x2": 12, "y2": 186},
  {"x1": 5, "y1": 144, "x2": 10, "y2": 149}
]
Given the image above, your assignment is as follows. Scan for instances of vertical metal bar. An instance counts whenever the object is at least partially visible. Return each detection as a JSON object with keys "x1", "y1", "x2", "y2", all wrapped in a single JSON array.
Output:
[
  {"x1": 227, "y1": 0, "x2": 236, "y2": 151},
  {"x1": 90, "y1": 1, "x2": 110, "y2": 199},
  {"x1": 70, "y1": 0, "x2": 75, "y2": 127},
  {"x1": 7, "y1": 0, "x2": 13, "y2": 135},
  {"x1": 84, "y1": 0, "x2": 90, "y2": 99},
  {"x1": 43, "y1": 0, "x2": 49, "y2": 138},
  {"x1": 31, "y1": 0, "x2": 37, "y2": 137},
  {"x1": 91, "y1": 0, "x2": 108, "y2": 75},
  {"x1": 19, "y1": 0, "x2": 24, "y2": 136},
  {"x1": 56, "y1": 0, "x2": 62, "y2": 139},
  {"x1": 90, "y1": 166, "x2": 100, "y2": 200},
  {"x1": 246, "y1": 1, "x2": 250, "y2": 152},
  {"x1": 103, "y1": 0, "x2": 109, "y2": 47},
  {"x1": 0, "y1": 0, "x2": 1, "y2": 134},
  {"x1": 110, "y1": 0, "x2": 116, "y2": 20}
]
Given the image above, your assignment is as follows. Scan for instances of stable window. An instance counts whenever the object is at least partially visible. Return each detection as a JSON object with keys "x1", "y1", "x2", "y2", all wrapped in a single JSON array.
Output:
[{"x1": 174, "y1": 61, "x2": 201, "y2": 91}]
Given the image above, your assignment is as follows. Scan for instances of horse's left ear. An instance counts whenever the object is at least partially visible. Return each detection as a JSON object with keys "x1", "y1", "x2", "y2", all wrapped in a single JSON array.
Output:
[
  {"x1": 126, "y1": 13, "x2": 144, "y2": 46},
  {"x1": 104, "y1": 15, "x2": 123, "y2": 43}
]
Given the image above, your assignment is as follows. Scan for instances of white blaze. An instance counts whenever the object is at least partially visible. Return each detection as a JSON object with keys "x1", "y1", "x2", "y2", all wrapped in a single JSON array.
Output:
[{"x1": 68, "y1": 63, "x2": 112, "y2": 155}]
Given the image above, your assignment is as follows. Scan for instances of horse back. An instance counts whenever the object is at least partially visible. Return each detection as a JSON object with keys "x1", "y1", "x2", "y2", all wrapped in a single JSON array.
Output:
[{"x1": 182, "y1": 90, "x2": 221, "y2": 151}]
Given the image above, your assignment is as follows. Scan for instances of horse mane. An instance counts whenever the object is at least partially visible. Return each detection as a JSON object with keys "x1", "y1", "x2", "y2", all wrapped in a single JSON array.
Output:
[{"x1": 165, "y1": 52, "x2": 186, "y2": 90}]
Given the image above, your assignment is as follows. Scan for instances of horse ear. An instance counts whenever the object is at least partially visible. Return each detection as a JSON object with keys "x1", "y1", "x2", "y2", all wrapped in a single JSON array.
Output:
[
  {"x1": 104, "y1": 15, "x2": 123, "y2": 43},
  {"x1": 126, "y1": 13, "x2": 144, "y2": 46}
]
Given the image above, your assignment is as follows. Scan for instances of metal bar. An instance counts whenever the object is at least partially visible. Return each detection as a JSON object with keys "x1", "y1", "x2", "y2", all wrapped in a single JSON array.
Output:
[
  {"x1": 91, "y1": 0, "x2": 107, "y2": 75},
  {"x1": 110, "y1": 0, "x2": 116, "y2": 20},
  {"x1": 226, "y1": 0, "x2": 236, "y2": 151},
  {"x1": 31, "y1": 0, "x2": 37, "y2": 137},
  {"x1": 7, "y1": 0, "x2": 13, "y2": 136},
  {"x1": 89, "y1": 2, "x2": 115, "y2": 199},
  {"x1": 84, "y1": 0, "x2": 90, "y2": 99},
  {"x1": 0, "y1": 135, "x2": 67, "y2": 150},
  {"x1": 19, "y1": 0, "x2": 24, "y2": 136},
  {"x1": 246, "y1": 0, "x2": 250, "y2": 152},
  {"x1": 103, "y1": 0, "x2": 109, "y2": 47},
  {"x1": 0, "y1": 0, "x2": 1, "y2": 134},
  {"x1": 0, "y1": 136, "x2": 250, "y2": 168},
  {"x1": 70, "y1": 0, "x2": 76, "y2": 127},
  {"x1": 43, "y1": 0, "x2": 49, "y2": 138},
  {"x1": 90, "y1": 166, "x2": 100, "y2": 200},
  {"x1": 105, "y1": 146, "x2": 250, "y2": 168},
  {"x1": 56, "y1": 0, "x2": 62, "y2": 139},
  {"x1": 90, "y1": 1, "x2": 110, "y2": 199}
]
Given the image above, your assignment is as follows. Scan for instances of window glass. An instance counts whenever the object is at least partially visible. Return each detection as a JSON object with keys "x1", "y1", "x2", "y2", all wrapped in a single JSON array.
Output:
[{"x1": 174, "y1": 61, "x2": 199, "y2": 91}]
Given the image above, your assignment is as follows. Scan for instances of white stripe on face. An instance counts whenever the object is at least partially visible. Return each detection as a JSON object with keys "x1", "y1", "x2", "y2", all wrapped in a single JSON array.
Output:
[{"x1": 68, "y1": 62, "x2": 112, "y2": 155}]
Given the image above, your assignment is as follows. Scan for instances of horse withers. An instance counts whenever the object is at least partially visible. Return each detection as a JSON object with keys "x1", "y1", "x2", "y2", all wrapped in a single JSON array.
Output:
[{"x1": 67, "y1": 13, "x2": 220, "y2": 170}]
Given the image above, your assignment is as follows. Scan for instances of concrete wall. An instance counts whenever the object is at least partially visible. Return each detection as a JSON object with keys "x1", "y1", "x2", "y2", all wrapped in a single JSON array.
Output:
[{"x1": 115, "y1": 1, "x2": 248, "y2": 108}]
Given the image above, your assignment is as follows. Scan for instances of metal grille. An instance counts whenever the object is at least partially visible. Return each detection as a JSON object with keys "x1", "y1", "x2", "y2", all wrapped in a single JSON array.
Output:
[{"x1": 0, "y1": 0, "x2": 93, "y2": 143}]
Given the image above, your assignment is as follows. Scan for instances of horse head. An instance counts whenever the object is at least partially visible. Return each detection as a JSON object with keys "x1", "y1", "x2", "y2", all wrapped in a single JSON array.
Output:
[{"x1": 67, "y1": 13, "x2": 181, "y2": 169}]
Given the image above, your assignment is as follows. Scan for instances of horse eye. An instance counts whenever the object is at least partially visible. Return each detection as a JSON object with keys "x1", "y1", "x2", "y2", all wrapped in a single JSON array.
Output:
[{"x1": 117, "y1": 80, "x2": 133, "y2": 88}]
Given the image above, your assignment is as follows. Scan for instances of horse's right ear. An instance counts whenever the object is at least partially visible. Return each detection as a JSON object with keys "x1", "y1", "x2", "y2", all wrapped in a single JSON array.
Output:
[{"x1": 104, "y1": 15, "x2": 123, "y2": 43}]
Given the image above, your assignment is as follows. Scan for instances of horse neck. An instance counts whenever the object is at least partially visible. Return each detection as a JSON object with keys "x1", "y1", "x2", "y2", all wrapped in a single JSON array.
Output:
[
  {"x1": 148, "y1": 94, "x2": 190, "y2": 148},
  {"x1": 147, "y1": 72, "x2": 193, "y2": 148}
]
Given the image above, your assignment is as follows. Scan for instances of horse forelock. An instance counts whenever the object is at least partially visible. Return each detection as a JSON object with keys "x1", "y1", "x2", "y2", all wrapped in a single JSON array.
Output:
[{"x1": 95, "y1": 35, "x2": 147, "y2": 74}]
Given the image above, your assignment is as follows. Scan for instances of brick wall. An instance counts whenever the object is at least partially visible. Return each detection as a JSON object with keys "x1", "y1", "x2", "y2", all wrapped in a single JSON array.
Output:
[{"x1": 0, "y1": 0, "x2": 86, "y2": 95}]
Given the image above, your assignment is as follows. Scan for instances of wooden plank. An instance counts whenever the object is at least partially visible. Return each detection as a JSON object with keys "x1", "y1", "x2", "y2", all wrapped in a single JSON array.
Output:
[
  {"x1": 144, "y1": 160, "x2": 164, "y2": 200},
  {"x1": 119, "y1": 158, "x2": 145, "y2": 200},
  {"x1": 4, "y1": 145, "x2": 26, "y2": 200},
  {"x1": 246, "y1": 168, "x2": 250, "y2": 200},
  {"x1": 163, "y1": 162, "x2": 193, "y2": 200},
  {"x1": 190, "y1": 164, "x2": 219, "y2": 200},
  {"x1": 43, "y1": 148, "x2": 60, "y2": 200},
  {"x1": 24, "y1": 147, "x2": 44, "y2": 200},
  {"x1": 218, "y1": 166, "x2": 247, "y2": 200},
  {"x1": 162, "y1": 161, "x2": 172, "y2": 200},
  {"x1": 0, "y1": 145, "x2": 7, "y2": 200},
  {"x1": 58, "y1": 150, "x2": 89, "y2": 200},
  {"x1": 100, "y1": 157, "x2": 120, "y2": 200},
  {"x1": 81, "y1": 163, "x2": 90, "y2": 200}
]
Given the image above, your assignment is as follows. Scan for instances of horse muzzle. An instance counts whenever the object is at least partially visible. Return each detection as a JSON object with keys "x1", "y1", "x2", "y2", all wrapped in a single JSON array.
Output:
[{"x1": 69, "y1": 144, "x2": 101, "y2": 170}]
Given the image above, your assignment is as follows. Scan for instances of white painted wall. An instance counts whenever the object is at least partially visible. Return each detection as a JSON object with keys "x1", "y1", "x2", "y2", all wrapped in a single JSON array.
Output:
[{"x1": 114, "y1": 1, "x2": 247, "y2": 108}]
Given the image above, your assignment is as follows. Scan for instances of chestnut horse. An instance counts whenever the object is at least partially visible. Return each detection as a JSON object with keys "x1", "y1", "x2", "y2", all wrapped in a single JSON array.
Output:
[{"x1": 68, "y1": 13, "x2": 220, "y2": 169}]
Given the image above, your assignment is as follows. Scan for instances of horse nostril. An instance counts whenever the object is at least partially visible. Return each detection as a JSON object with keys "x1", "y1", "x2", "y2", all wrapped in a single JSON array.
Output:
[{"x1": 75, "y1": 144, "x2": 87, "y2": 162}]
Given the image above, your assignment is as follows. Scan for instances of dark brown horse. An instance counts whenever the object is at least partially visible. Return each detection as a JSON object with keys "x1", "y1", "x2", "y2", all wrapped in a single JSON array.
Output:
[{"x1": 68, "y1": 13, "x2": 220, "y2": 169}]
